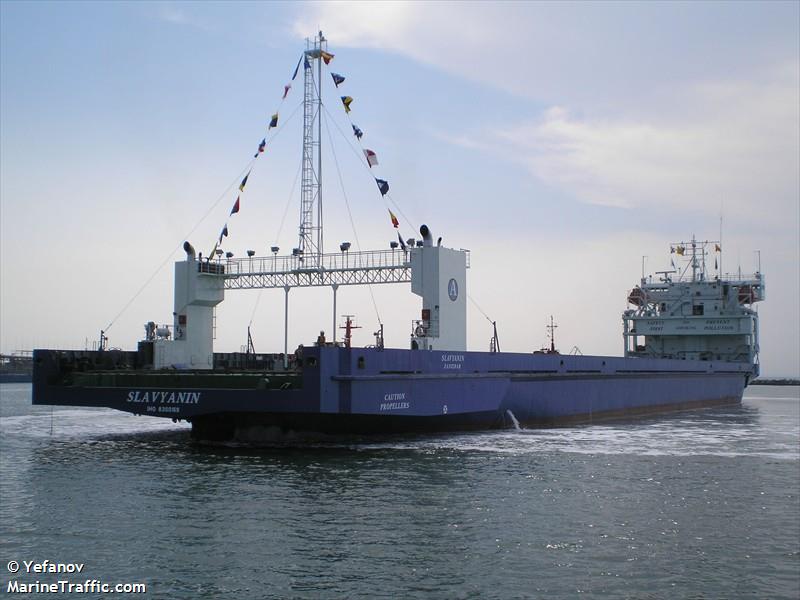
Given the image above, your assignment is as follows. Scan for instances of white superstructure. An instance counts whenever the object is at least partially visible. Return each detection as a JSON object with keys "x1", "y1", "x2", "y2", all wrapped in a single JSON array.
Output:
[
  {"x1": 410, "y1": 225, "x2": 467, "y2": 351},
  {"x1": 151, "y1": 243, "x2": 224, "y2": 369},
  {"x1": 623, "y1": 238, "x2": 764, "y2": 375}
]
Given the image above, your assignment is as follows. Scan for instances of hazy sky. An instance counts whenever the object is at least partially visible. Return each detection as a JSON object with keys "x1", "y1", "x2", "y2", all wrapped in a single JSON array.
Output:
[{"x1": 1, "y1": 1, "x2": 798, "y2": 377}]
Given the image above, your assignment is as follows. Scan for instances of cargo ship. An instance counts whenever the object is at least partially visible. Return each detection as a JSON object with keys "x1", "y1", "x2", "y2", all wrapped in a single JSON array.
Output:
[{"x1": 31, "y1": 33, "x2": 765, "y2": 441}]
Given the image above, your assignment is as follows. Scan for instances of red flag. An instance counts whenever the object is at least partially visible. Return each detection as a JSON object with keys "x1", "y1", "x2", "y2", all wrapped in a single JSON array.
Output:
[
  {"x1": 388, "y1": 209, "x2": 399, "y2": 228},
  {"x1": 230, "y1": 197, "x2": 240, "y2": 215},
  {"x1": 364, "y1": 149, "x2": 378, "y2": 167},
  {"x1": 283, "y1": 84, "x2": 291, "y2": 99}
]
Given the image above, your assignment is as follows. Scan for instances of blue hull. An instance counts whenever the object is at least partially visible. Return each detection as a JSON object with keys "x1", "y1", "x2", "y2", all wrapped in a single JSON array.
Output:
[{"x1": 32, "y1": 346, "x2": 750, "y2": 439}]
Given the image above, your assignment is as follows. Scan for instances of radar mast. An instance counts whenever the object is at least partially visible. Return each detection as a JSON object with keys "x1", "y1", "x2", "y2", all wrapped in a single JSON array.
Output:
[{"x1": 298, "y1": 31, "x2": 326, "y2": 267}]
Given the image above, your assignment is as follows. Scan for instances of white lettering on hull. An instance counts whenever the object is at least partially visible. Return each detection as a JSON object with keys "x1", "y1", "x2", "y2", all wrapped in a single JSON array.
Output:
[
  {"x1": 380, "y1": 402, "x2": 410, "y2": 411},
  {"x1": 441, "y1": 353, "x2": 464, "y2": 370},
  {"x1": 381, "y1": 392, "x2": 409, "y2": 411},
  {"x1": 126, "y1": 391, "x2": 201, "y2": 404}
]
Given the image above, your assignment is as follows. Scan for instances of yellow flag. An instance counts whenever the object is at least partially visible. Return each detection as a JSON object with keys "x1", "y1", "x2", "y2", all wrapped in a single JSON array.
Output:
[{"x1": 341, "y1": 96, "x2": 353, "y2": 113}]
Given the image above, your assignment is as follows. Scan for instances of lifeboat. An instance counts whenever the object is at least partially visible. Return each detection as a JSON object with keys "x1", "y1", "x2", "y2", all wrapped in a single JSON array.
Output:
[{"x1": 627, "y1": 287, "x2": 647, "y2": 306}]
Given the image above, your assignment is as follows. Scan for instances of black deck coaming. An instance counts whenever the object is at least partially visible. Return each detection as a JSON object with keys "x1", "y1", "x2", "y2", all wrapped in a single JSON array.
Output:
[{"x1": 31, "y1": 348, "x2": 313, "y2": 416}]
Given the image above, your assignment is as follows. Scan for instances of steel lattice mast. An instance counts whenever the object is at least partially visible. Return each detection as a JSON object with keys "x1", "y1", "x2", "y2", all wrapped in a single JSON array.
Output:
[{"x1": 298, "y1": 31, "x2": 326, "y2": 267}]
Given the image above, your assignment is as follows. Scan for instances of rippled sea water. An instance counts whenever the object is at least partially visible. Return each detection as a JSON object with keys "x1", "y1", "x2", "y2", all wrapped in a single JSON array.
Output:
[{"x1": 1, "y1": 383, "x2": 798, "y2": 599}]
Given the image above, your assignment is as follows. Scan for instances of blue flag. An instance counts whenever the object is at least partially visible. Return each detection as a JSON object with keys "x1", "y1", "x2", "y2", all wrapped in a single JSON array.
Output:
[
  {"x1": 218, "y1": 224, "x2": 229, "y2": 244},
  {"x1": 254, "y1": 138, "x2": 266, "y2": 157},
  {"x1": 291, "y1": 55, "x2": 302, "y2": 81},
  {"x1": 352, "y1": 124, "x2": 363, "y2": 139},
  {"x1": 375, "y1": 178, "x2": 389, "y2": 196},
  {"x1": 331, "y1": 73, "x2": 345, "y2": 87}
]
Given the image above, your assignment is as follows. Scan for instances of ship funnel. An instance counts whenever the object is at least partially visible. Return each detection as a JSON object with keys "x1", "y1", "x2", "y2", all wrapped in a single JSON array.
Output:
[
  {"x1": 183, "y1": 241, "x2": 196, "y2": 260},
  {"x1": 420, "y1": 224, "x2": 433, "y2": 247}
]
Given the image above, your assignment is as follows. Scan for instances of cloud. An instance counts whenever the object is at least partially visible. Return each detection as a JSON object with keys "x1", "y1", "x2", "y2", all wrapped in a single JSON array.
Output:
[
  {"x1": 290, "y1": 2, "x2": 557, "y2": 100},
  {"x1": 153, "y1": 2, "x2": 213, "y2": 31},
  {"x1": 293, "y1": 3, "x2": 798, "y2": 223},
  {"x1": 156, "y1": 3, "x2": 189, "y2": 25},
  {"x1": 291, "y1": 2, "x2": 497, "y2": 62},
  {"x1": 494, "y1": 63, "x2": 799, "y2": 218},
  {"x1": 292, "y1": 2, "x2": 799, "y2": 109},
  {"x1": 430, "y1": 130, "x2": 490, "y2": 152}
]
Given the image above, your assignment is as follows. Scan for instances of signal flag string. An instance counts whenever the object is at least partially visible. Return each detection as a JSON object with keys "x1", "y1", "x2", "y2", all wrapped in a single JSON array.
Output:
[
  {"x1": 208, "y1": 52, "x2": 309, "y2": 258},
  {"x1": 321, "y1": 104, "x2": 417, "y2": 236},
  {"x1": 103, "y1": 56, "x2": 308, "y2": 336},
  {"x1": 309, "y1": 51, "x2": 419, "y2": 239},
  {"x1": 102, "y1": 160, "x2": 255, "y2": 335}
]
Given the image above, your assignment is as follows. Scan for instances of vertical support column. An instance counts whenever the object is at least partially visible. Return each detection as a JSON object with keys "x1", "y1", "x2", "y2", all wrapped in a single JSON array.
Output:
[
  {"x1": 317, "y1": 32, "x2": 324, "y2": 264},
  {"x1": 622, "y1": 316, "x2": 629, "y2": 356},
  {"x1": 283, "y1": 285, "x2": 290, "y2": 369},
  {"x1": 332, "y1": 283, "x2": 339, "y2": 343}
]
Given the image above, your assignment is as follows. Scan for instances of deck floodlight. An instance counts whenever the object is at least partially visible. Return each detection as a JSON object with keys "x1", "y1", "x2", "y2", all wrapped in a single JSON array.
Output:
[
  {"x1": 340, "y1": 242, "x2": 351, "y2": 252},
  {"x1": 247, "y1": 250, "x2": 256, "y2": 257},
  {"x1": 390, "y1": 241, "x2": 399, "y2": 249},
  {"x1": 225, "y1": 252, "x2": 234, "y2": 258},
  {"x1": 416, "y1": 240, "x2": 424, "y2": 247},
  {"x1": 215, "y1": 249, "x2": 223, "y2": 256},
  {"x1": 271, "y1": 246, "x2": 280, "y2": 254}
]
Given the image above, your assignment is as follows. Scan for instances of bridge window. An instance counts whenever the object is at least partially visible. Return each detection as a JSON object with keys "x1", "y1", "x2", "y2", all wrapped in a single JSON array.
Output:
[{"x1": 693, "y1": 304, "x2": 704, "y2": 316}]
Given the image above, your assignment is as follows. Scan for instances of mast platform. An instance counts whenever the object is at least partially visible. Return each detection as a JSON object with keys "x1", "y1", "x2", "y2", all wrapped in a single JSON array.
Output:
[{"x1": 218, "y1": 248, "x2": 413, "y2": 289}]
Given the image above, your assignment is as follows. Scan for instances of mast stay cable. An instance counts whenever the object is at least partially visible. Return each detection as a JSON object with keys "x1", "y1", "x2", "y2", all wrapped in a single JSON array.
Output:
[
  {"x1": 103, "y1": 101, "x2": 304, "y2": 335},
  {"x1": 322, "y1": 112, "x2": 383, "y2": 325},
  {"x1": 247, "y1": 160, "x2": 304, "y2": 329},
  {"x1": 468, "y1": 294, "x2": 494, "y2": 324}
]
